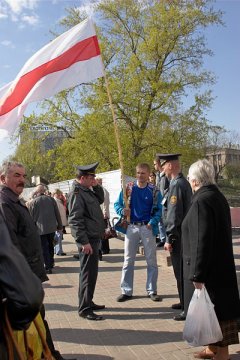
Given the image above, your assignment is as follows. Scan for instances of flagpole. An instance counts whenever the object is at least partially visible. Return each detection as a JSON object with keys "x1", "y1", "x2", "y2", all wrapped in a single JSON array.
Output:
[
  {"x1": 103, "y1": 70, "x2": 129, "y2": 211},
  {"x1": 92, "y1": 19, "x2": 129, "y2": 215}
]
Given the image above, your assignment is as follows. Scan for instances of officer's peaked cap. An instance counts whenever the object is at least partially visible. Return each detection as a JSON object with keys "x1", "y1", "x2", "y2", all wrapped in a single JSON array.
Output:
[
  {"x1": 156, "y1": 153, "x2": 181, "y2": 166},
  {"x1": 76, "y1": 162, "x2": 99, "y2": 176}
]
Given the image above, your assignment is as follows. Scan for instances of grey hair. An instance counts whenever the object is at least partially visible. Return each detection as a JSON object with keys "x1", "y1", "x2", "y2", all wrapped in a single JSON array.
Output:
[
  {"x1": 36, "y1": 184, "x2": 47, "y2": 194},
  {"x1": 188, "y1": 159, "x2": 216, "y2": 186},
  {"x1": 0, "y1": 161, "x2": 25, "y2": 176}
]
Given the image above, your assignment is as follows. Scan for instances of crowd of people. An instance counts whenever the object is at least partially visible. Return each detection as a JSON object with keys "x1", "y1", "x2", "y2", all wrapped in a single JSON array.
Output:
[{"x1": 0, "y1": 156, "x2": 239, "y2": 360}]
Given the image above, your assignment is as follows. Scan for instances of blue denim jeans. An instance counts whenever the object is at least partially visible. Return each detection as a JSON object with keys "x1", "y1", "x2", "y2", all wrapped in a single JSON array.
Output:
[
  {"x1": 121, "y1": 224, "x2": 158, "y2": 296},
  {"x1": 158, "y1": 217, "x2": 166, "y2": 243},
  {"x1": 54, "y1": 231, "x2": 63, "y2": 255}
]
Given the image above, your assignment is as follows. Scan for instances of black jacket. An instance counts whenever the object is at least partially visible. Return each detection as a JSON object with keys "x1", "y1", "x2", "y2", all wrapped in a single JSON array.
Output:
[
  {"x1": 182, "y1": 184, "x2": 240, "y2": 320},
  {"x1": 0, "y1": 186, "x2": 48, "y2": 283},
  {"x1": 163, "y1": 173, "x2": 192, "y2": 243},
  {"x1": 0, "y1": 212, "x2": 44, "y2": 330},
  {"x1": 68, "y1": 181, "x2": 105, "y2": 245}
]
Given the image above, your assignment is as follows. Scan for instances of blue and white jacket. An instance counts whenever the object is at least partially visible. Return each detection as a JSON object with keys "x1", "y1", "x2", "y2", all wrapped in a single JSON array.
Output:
[{"x1": 114, "y1": 182, "x2": 162, "y2": 236}]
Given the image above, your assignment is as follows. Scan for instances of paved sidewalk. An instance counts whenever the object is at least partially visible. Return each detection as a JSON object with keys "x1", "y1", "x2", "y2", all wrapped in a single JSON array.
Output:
[{"x1": 44, "y1": 229, "x2": 240, "y2": 360}]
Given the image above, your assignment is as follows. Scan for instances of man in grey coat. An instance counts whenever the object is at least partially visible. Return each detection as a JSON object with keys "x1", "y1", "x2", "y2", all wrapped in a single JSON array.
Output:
[
  {"x1": 28, "y1": 184, "x2": 62, "y2": 274},
  {"x1": 68, "y1": 162, "x2": 106, "y2": 321}
]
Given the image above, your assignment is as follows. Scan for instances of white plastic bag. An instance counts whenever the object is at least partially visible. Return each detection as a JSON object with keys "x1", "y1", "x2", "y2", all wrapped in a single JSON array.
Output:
[{"x1": 183, "y1": 287, "x2": 223, "y2": 347}]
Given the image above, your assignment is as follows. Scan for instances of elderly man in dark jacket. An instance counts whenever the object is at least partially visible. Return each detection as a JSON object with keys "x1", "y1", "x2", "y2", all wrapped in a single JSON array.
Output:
[
  {"x1": 68, "y1": 162, "x2": 106, "y2": 321},
  {"x1": 0, "y1": 211, "x2": 43, "y2": 359},
  {"x1": 0, "y1": 161, "x2": 74, "y2": 360}
]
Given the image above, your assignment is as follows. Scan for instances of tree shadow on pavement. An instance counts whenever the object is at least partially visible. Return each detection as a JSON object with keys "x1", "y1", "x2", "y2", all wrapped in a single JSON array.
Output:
[
  {"x1": 43, "y1": 284, "x2": 74, "y2": 289},
  {"x1": 63, "y1": 354, "x2": 113, "y2": 360},
  {"x1": 102, "y1": 310, "x2": 176, "y2": 320},
  {"x1": 52, "y1": 328, "x2": 183, "y2": 346},
  {"x1": 45, "y1": 303, "x2": 77, "y2": 312}
]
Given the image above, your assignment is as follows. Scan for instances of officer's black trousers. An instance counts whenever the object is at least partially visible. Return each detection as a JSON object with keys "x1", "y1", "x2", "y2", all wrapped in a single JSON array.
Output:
[
  {"x1": 170, "y1": 239, "x2": 184, "y2": 308},
  {"x1": 78, "y1": 241, "x2": 100, "y2": 314}
]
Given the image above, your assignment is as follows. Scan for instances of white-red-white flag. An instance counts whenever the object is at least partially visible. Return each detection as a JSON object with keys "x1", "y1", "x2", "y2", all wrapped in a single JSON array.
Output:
[{"x1": 0, "y1": 18, "x2": 104, "y2": 137}]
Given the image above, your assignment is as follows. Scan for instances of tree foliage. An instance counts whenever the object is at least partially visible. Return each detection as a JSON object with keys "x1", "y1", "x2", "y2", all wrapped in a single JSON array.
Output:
[{"x1": 14, "y1": 0, "x2": 223, "y2": 179}]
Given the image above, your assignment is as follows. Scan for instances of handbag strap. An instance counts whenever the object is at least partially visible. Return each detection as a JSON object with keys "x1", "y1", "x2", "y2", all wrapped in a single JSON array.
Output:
[
  {"x1": 33, "y1": 317, "x2": 52, "y2": 360},
  {"x1": 3, "y1": 306, "x2": 25, "y2": 360},
  {"x1": 3, "y1": 304, "x2": 53, "y2": 360},
  {"x1": 106, "y1": 217, "x2": 111, "y2": 228}
]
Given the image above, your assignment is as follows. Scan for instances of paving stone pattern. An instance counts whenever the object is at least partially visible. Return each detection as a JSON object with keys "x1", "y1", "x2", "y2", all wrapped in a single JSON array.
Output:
[{"x1": 44, "y1": 229, "x2": 240, "y2": 360}]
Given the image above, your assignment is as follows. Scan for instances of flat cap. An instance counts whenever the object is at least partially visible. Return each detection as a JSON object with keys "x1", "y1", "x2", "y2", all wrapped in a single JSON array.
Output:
[
  {"x1": 156, "y1": 153, "x2": 181, "y2": 166},
  {"x1": 76, "y1": 162, "x2": 99, "y2": 176}
]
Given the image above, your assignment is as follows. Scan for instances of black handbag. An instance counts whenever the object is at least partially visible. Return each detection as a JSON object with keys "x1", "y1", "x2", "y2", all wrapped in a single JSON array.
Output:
[{"x1": 103, "y1": 218, "x2": 117, "y2": 240}]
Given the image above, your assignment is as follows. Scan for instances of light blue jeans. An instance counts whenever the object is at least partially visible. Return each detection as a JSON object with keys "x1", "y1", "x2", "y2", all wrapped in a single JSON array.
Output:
[
  {"x1": 121, "y1": 224, "x2": 158, "y2": 296},
  {"x1": 158, "y1": 217, "x2": 166, "y2": 242},
  {"x1": 54, "y1": 231, "x2": 63, "y2": 255}
]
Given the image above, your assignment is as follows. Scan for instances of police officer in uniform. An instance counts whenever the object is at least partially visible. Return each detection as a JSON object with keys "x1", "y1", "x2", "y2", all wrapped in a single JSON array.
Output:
[
  {"x1": 157, "y1": 153, "x2": 192, "y2": 321},
  {"x1": 68, "y1": 162, "x2": 106, "y2": 321}
]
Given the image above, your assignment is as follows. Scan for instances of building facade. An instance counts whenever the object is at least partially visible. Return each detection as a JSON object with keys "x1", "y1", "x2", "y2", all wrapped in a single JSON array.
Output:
[{"x1": 206, "y1": 147, "x2": 240, "y2": 178}]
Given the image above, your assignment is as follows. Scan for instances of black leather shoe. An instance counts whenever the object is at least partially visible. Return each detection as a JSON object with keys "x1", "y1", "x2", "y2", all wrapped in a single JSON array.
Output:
[
  {"x1": 116, "y1": 294, "x2": 132, "y2": 302},
  {"x1": 156, "y1": 242, "x2": 164, "y2": 247},
  {"x1": 79, "y1": 311, "x2": 103, "y2": 321},
  {"x1": 45, "y1": 268, "x2": 52, "y2": 274},
  {"x1": 57, "y1": 252, "x2": 66, "y2": 256},
  {"x1": 173, "y1": 311, "x2": 186, "y2": 321},
  {"x1": 91, "y1": 302, "x2": 105, "y2": 311},
  {"x1": 172, "y1": 303, "x2": 182, "y2": 310},
  {"x1": 149, "y1": 293, "x2": 162, "y2": 302}
]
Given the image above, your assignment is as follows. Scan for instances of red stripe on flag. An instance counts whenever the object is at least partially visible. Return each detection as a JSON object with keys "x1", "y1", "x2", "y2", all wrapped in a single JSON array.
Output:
[{"x1": 0, "y1": 35, "x2": 101, "y2": 116}]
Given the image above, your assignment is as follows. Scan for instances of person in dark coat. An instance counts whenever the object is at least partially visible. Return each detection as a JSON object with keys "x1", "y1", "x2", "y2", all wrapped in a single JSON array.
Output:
[
  {"x1": 157, "y1": 153, "x2": 192, "y2": 320},
  {"x1": 0, "y1": 211, "x2": 44, "y2": 359},
  {"x1": 68, "y1": 162, "x2": 106, "y2": 321},
  {"x1": 0, "y1": 161, "x2": 75, "y2": 360},
  {"x1": 28, "y1": 184, "x2": 63, "y2": 273},
  {"x1": 182, "y1": 159, "x2": 240, "y2": 360}
]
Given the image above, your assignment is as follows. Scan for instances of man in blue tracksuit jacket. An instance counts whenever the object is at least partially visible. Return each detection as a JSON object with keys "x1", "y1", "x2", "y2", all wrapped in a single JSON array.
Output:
[{"x1": 114, "y1": 163, "x2": 162, "y2": 302}]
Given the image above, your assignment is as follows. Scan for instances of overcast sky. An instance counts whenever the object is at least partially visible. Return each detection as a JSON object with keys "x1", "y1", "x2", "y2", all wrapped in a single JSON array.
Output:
[{"x1": 0, "y1": 0, "x2": 239, "y2": 162}]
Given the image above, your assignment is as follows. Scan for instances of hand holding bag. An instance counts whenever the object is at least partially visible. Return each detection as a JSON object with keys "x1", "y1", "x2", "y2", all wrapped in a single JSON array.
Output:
[
  {"x1": 183, "y1": 287, "x2": 223, "y2": 347},
  {"x1": 112, "y1": 216, "x2": 129, "y2": 235},
  {"x1": 103, "y1": 218, "x2": 117, "y2": 240}
]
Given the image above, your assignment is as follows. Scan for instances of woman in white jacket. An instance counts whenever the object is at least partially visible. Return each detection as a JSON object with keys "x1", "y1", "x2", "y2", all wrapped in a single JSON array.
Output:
[{"x1": 53, "y1": 189, "x2": 68, "y2": 256}]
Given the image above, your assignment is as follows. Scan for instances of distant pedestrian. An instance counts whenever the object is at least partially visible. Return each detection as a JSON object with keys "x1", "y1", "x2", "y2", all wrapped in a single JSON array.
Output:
[
  {"x1": 28, "y1": 184, "x2": 63, "y2": 274},
  {"x1": 154, "y1": 156, "x2": 169, "y2": 247},
  {"x1": 149, "y1": 171, "x2": 156, "y2": 185},
  {"x1": 96, "y1": 177, "x2": 111, "y2": 256},
  {"x1": 53, "y1": 189, "x2": 68, "y2": 256}
]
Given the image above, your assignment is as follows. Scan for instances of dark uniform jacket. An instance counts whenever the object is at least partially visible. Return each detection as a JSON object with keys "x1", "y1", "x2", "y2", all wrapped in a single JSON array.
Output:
[
  {"x1": 163, "y1": 173, "x2": 192, "y2": 243},
  {"x1": 0, "y1": 186, "x2": 47, "y2": 283},
  {"x1": 182, "y1": 184, "x2": 240, "y2": 320},
  {"x1": 68, "y1": 180, "x2": 105, "y2": 246}
]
